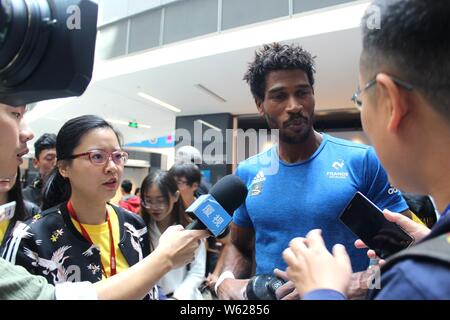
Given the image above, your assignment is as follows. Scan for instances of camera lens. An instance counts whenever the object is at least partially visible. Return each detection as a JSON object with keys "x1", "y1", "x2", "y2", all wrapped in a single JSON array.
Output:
[
  {"x1": 0, "y1": 0, "x2": 52, "y2": 87},
  {"x1": 0, "y1": 0, "x2": 27, "y2": 73},
  {"x1": 0, "y1": 1, "x2": 12, "y2": 46}
]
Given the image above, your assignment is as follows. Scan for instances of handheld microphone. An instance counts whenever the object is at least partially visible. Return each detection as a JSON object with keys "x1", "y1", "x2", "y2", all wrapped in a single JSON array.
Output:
[
  {"x1": 245, "y1": 274, "x2": 286, "y2": 300},
  {"x1": 185, "y1": 175, "x2": 248, "y2": 238}
]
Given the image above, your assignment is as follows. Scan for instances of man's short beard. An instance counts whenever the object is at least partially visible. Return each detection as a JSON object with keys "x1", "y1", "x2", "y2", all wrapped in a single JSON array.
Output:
[
  {"x1": 280, "y1": 127, "x2": 312, "y2": 144},
  {"x1": 264, "y1": 114, "x2": 313, "y2": 145}
]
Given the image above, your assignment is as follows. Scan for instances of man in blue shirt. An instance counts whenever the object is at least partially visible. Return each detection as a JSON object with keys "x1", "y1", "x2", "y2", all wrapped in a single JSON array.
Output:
[
  {"x1": 283, "y1": 0, "x2": 450, "y2": 300},
  {"x1": 216, "y1": 43, "x2": 411, "y2": 300}
]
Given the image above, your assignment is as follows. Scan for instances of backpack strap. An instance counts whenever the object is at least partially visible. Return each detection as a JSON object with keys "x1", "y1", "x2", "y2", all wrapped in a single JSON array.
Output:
[{"x1": 381, "y1": 233, "x2": 450, "y2": 272}]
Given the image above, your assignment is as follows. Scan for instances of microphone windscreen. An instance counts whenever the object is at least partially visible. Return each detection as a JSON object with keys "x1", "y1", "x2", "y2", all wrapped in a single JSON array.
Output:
[{"x1": 209, "y1": 175, "x2": 248, "y2": 215}]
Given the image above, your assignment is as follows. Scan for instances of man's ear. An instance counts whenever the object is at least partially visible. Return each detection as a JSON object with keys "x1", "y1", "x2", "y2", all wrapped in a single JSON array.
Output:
[
  {"x1": 256, "y1": 99, "x2": 265, "y2": 117},
  {"x1": 32, "y1": 158, "x2": 39, "y2": 169},
  {"x1": 376, "y1": 73, "x2": 409, "y2": 134},
  {"x1": 174, "y1": 190, "x2": 180, "y2": 203}
]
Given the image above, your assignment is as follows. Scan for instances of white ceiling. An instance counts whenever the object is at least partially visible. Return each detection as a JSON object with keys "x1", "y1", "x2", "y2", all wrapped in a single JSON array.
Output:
[{"x1": 26, "y1": 4, "x2": 364, "y2": 148}]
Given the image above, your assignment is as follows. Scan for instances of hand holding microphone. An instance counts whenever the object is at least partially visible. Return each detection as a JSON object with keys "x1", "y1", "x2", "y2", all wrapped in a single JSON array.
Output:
[
  {"x1": 156, "y1": 225, "x2": 210, "y2": 269},
  {"x1": 157, "y1": 175, "x2": 247, "y2": 270}
]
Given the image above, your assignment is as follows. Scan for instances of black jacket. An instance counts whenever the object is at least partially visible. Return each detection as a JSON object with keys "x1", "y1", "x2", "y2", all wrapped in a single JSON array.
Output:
[
  {"x1": 0, "y1": 201, "x2": 40, "y2": 254},
  {"x1": 367, "y1": 212, "x2": 450, "y2": 299},
  {"x1": 22, "y1": 178, "x2": 44, "y2": 208},
  {"x1": 2, "y1": 202, "x2": 159, "y2": 299}
]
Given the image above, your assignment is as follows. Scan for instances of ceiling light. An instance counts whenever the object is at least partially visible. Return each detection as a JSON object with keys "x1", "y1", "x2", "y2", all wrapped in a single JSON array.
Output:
[
  {"x1": 137, "y1": 92, "x2": 181, "y2": 113},
  {"x1": 195, "y1": 84, "x2": 227, "y2": 103}
]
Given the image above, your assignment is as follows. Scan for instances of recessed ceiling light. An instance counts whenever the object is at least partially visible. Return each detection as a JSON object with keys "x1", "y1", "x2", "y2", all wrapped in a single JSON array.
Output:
[
  {"x1": 195, "y1": 84, "x2": 227, "y2": 103},
  {"x1": 137, "y1": 92, "x2": 181, "y2": 113}
]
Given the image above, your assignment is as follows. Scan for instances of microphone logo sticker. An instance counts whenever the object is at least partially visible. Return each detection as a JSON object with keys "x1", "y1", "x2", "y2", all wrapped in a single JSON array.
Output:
[
  {"x1": 202, "y1": 204, "x2": 215, "y2": 217},
  {"x1": 212, "y1": 215, "x2": 225, "y2": 228}
]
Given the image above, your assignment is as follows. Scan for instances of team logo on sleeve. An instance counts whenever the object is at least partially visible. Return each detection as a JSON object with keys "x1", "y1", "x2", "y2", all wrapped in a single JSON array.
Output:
[
  {"x1": 249, "y1": 171, "x2": 266, "y2": 196},
  {"x1": 388, "y1": 187, "x2": 399, "y2": 195}
]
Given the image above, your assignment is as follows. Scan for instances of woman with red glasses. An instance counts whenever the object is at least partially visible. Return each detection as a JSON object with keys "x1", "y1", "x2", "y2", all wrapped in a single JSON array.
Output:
[{"x1": 3, "y1": 115, "x2": 161, "y2": 299}]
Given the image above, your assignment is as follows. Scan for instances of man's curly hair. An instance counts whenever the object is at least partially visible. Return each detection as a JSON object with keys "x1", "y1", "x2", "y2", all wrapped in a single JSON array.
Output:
[{"x1": 243, "y1": 43, "x2": 316, "y2": 103}]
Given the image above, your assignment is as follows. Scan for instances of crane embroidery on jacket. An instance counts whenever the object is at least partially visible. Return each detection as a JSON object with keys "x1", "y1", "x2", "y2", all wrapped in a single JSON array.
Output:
[
  {"x1": 82, "y1": 243, "x2": 100, "y2": 257},
  {"x1": 23, "y1": 245, "x2": 72, "y2": 283},
  {"x1": 124, "y1": 223, "x2": 147, "y2": 261}
]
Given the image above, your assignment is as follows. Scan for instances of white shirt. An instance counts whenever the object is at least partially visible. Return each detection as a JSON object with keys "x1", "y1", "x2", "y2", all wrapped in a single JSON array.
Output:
[{"x1": 149, "y1": 221, "x2": 206, "y2": 300}]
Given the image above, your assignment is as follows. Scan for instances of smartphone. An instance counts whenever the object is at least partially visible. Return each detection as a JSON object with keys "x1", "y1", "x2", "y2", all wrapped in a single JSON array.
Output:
[{"x1": 339, "y1": 192, "x2": 414, "y2": 259}]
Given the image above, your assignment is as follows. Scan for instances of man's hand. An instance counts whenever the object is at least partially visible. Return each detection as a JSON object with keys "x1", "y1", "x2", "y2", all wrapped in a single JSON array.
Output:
[
  {"x1": 273, "y1": 269, "x2": 299, "y2": 300},
  {"x1": 346, "y1": 271, "x2": 378, "y2": 299},
  {"x1": 204, "y1": 273, "x2": 218, "y2": 292},
  {"x1": 283, "y1": 230, "x2": 353, "y2": 298},
  {"x1": 217, "y1": 278, "x2": 249, "y2": 300}
]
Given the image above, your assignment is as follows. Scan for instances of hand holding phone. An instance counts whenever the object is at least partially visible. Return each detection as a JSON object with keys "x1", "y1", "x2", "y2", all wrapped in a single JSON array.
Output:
[{"x1": 339, "y1": 192, "x2": 414, "y2": 259}]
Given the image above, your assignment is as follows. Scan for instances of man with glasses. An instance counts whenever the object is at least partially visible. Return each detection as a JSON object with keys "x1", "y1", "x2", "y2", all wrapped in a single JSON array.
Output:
[
  {"x1": 216, "y1": 42, "x2": 413, "y2": 300},
  {"x1": 169, "y1": 163, "x2": 202, "y2": 208},
  {"x1": 23, "y1": 133, "x2": 57, "y2": 208},
  {"x1": 283, "y1": 0, "x2": 450, "y2": 300}
]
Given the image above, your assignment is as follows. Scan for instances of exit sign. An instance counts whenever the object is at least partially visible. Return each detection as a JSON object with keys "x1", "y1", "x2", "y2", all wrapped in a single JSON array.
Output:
[{"x1": 128, "y1": 121, "x2": 138, "y2": 128}]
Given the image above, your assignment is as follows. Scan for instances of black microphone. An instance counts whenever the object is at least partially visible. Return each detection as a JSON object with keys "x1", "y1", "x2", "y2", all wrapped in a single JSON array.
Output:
[
  {"x1": 185, "y1": 175, "x2": 248, "y2": 238},
  {"x1": 246, "y1": 274, "x2": 286, "y2": 300}
]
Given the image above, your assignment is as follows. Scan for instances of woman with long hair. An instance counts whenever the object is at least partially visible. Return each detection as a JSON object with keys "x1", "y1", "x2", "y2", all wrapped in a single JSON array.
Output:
[{"x1": 140, "y1": 170, "x2": 206, "y2": 299}]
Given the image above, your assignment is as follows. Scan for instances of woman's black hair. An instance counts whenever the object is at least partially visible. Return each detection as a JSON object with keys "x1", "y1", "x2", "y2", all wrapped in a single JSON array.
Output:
[
  {"x1": 140, "y1": 170, "x2": 190, "y2": 251},
  {"x1": 7, "y1": 168, "x2": 30, "y2": 222},
  {"x1": 42, "y1": 115, "x2": 122, "y2": 210}
]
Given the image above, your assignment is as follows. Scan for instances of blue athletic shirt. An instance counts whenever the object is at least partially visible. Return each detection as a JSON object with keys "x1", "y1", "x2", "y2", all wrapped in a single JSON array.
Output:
[{"x1": 233, "y1": 133, "x2": 409, "y2": 273}]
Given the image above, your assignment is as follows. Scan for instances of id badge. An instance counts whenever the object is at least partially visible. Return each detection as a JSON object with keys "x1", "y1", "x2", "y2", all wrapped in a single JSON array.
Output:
[{"x1": 0, "y1": 201, "x2": 16, "y2": 222}]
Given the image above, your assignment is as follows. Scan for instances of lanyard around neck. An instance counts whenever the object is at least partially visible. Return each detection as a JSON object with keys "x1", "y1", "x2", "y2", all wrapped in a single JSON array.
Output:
[{"x1": 67, "y1": 201, "x2": 117, "y2": 278}]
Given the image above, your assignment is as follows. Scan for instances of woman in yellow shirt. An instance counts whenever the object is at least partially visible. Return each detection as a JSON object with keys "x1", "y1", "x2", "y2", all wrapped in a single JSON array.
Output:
[{"x1": 0, "y1": 104, "x2": 208, "y2": 301}]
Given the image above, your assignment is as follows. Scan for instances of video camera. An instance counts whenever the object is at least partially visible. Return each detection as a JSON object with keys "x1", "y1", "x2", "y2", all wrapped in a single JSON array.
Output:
[{"x1": 0, "y1": 0, "x2": 98, "y2": 106}]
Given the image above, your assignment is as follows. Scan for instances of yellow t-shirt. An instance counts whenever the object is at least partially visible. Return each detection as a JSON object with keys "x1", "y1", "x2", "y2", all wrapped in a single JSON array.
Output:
[
  {"x1": 71, "y1": 205, "x2": 129, "y2": 278},
  {"x1": 0, "y1": 219, "x2": 10, "y2": 245},
  {"x1": 411, "y1": 212, "x2": 426, "y2": 226}
]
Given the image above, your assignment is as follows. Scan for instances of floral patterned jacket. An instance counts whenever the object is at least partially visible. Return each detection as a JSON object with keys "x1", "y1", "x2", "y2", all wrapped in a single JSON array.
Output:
[{"x1": 2, "y1": 202, "x2": 160, "y2": 299}]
